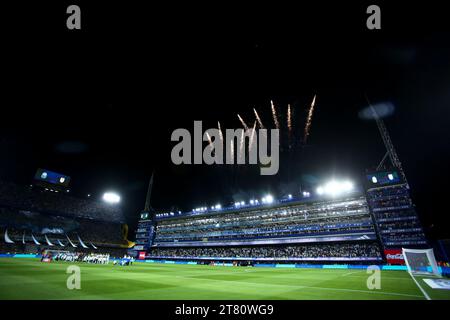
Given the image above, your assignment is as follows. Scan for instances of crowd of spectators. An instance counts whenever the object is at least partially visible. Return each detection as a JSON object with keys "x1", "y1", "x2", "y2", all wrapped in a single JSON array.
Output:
[
  {"x1": 149, "y1": 242, "x2": 382, "y2": 260},
  {"x1": 1, "y1": 211, "x2": 126, "y2": 247},
  {"x1": 0, "y1": 180, "x2": 124, "y2": 223},
  {"x1": 367, "y1": 184, "x2": 427, "y2": 248},
  {"x1": 154, "y1": 197, "x2": 374, "y2": 244}
]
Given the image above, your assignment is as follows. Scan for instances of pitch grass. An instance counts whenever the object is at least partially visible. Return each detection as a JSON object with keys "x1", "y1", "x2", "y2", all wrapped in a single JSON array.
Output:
[{"x1": 1, "y1": 258, "x2": 449, "y2": 300}]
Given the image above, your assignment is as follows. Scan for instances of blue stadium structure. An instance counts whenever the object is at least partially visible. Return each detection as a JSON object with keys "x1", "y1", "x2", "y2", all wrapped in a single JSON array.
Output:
[{"x1": 134, "y1": 170, "x2": 427, "y2": 264}]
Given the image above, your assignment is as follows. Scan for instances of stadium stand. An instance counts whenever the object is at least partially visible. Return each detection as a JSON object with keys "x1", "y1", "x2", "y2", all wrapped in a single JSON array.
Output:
[
  {"x1": 145, "y1": 192, "x2": 384, "y2": 263},
  {"x1": 0, "y1": 180, "x2": 128, "y2": 256}
]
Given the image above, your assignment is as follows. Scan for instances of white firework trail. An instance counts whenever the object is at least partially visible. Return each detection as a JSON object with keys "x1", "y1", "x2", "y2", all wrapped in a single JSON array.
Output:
[
  {"x1": 253, "y1": 108, "x2": 265, "y2": 129},
  {"x1": 205, "y1": 132, "x2": 213, "y2": 149},
  {"x1": 230, "y1": 139, "x2": 234, "y2": 163},
  {"x1": 287, "y1": 104, "x2": 292, "y2": 148},
  {"x1": 287, "y1": 104, "x2": 292, "y2": 134},
  {"x1": 271, "y1": 100, "x2": 280, "y2": 129},
  {"x1": 239, "y1": 129, "x2": 245, "y2": 162},
  {"x1": 237, "y1": 114, "x2": 249, "y2": 130},
  {"x1": 249, "y1": 120, "x2": 257, "y2": 151},
  {"x1": 304, "y1": 94, "x2": 317, "y2": 143},
  {"x1": 218, "y1": 121, "x2": 224, "y2": 143}
]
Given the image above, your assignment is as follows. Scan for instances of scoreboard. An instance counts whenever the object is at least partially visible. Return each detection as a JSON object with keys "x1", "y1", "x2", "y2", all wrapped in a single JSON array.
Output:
[
  {"x1": 366, "y1": 170, "x2": 402, "y2": 187},
  {"x1": 34, "y1": 168, "x2": 71, "y2": 190}
]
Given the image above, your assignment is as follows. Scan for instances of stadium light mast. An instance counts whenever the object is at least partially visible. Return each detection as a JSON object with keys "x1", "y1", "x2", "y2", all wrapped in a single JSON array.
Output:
[
  {"x1": 369, "y1": 102, "x2": 409, "y2": 187},
  {"x1": 144, "y1": 172, "x2": 154, "y2": 212}
]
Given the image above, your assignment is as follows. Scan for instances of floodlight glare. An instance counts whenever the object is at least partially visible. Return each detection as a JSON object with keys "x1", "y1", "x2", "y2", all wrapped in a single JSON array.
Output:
[
  {"x1": 265, "y1": 195, "x2": 274, "y2": 204},
  {"x1": 103, "y1": 192, "x2": 121, "y2": 204},
  {"x1": 342, "y1": 181, "x2": 354, "y2": 191},
  {"x1": 316, "y1": 180, "x2": 354, "y2": 197}
]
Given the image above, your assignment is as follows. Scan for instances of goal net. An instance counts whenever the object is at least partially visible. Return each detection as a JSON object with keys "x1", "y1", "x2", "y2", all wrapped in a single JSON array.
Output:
[{"x1": 402, "y1": 248, "x2": 441, "y2": 277}]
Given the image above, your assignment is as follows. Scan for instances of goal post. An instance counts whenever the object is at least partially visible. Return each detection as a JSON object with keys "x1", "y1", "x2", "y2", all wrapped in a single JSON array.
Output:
[{"x1": 402, "y1": 248, "x2": 441, "y2": 277}]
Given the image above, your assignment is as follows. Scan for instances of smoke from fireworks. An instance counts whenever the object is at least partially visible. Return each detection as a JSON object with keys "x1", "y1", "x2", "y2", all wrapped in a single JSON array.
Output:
[
  {"x1": 253, "y1": 108, "x2": 265, "y2": 129},
  {"x1": 237, "y1": 114, "x2": 249, "y2": 130},
  {"x1": 271, "y1": 100, "x2": 280, "y2": 129},
  {"x1": 303, "y1": 94, "x2": 317, "y2": 144}
]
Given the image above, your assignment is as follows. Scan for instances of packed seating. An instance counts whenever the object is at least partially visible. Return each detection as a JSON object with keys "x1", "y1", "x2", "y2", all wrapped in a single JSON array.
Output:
[
  {"x1": 0, "y1": 180, "x2": 129, "y2": 256},
  {"x1": 0, "y1": 181, "x2": 124, "y2": 223},
  {"x1": 154, "y1": 197, "x2": 375, "y2": 244},
  {"x1": 366, "y1": 183, "x2": 427, "y2": 248},
  {"x1": 148, "y1": 243, "x2": 382, "y2": 260}
]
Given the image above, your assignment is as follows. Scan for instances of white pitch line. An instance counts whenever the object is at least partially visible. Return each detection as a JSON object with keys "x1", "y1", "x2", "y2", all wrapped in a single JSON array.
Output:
[
  {"x1": 342, "y1": 271, "x2": 361, "y2": 277},
  {"x1": 408, "y1": 273, "x2": 431, "y2": 300},
  {"x1": 298, "y1": 285, "x2": 424, "y2": 299}
]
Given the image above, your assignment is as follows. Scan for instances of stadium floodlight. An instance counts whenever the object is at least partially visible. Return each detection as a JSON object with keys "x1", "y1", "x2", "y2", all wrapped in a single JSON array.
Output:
[
  {"x1": 388, "y1": 173, "x2": 394, "y2": 181},
  {"x1": 316, "y1": 180, "x2": 354, "y2": 197},
  {"x1": 249, "y1": 199, "x2": 255, "y2": 205},
  {"x1": 265, "y1": 195, "x2": 274, "y2": 204},
  {"x1": 240, "y1": 201, "x2": 245, "y2": 206},
  {"x1": 215, "y1": 204, "x2": 221, "y2": 210},
  {"x1": 342, "y1": 181, "x2": 354, "y2": 192},
  {"x1": 103, "y1": 192, "x2": 121, "y2": 204},
  {"x1": 255, "y1": 199, "x2": 259, "y2": 204},
  {"x1": 372, "y1": 176, "x2": 378, "y2": 183},
  {"x1": 288, "y1": 194, "x2": 292, "y2": 200}
]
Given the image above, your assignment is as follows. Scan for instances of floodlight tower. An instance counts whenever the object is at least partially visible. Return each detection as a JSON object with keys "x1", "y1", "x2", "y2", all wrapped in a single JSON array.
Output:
[
  {"x1": 144, "y1": 171, "x2": 154, "y2": 212},
  {"x1": 370, "y1": 105, "x2": 409, "y2": 187}
]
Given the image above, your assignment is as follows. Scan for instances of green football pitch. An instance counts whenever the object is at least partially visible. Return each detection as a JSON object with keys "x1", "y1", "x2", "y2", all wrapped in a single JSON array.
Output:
[{"x1": 1, "y1": 258, "x2": 449, "y2": 300}]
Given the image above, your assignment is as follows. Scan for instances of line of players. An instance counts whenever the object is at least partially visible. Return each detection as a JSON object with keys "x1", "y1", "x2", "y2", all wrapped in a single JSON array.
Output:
[{"x1": 53, "y1": 252, "x2": 110, "y2": 264}]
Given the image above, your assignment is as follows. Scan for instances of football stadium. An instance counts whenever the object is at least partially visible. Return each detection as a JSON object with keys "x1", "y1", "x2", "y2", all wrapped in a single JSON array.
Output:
[
  {"x1": 2, "y1": 2, "x2": 450, "y2": 309},
  {"x1": 1, "y1": 164, "x2": 450, "y2": 300}
]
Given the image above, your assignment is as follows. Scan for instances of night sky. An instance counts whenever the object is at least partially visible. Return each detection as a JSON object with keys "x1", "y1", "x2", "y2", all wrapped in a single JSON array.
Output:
[{"x1": 1, "y1": 2, "x2": 449, "y2": 240}]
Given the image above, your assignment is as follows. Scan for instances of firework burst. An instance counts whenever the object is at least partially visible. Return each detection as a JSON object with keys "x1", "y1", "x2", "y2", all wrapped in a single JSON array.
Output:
[
  {"x1": 239, "y1": 129, "x2": 245, "y2": 163},
  {"x1": 249, "y1": 120, "x2": 257, "y2": 151},
  {"x1": 218, "y1": 121, "x2": 224, "y2": 143},
  {"x1": 287, "y1": 104, "x2": 292, "y2": 134},
  {"x1": 271, "y1": 100, "x2": 280, "y2": 129},
  {"x1": 237, "y1": 114, "x2": 249, "y2": 130},
  {"x1": 253, "y1": 108, "x2": 265, "y2": 129},
  {"x1": 205, "y1": 132, "x2": 213, "y2": 149},
  {"x1": 303, "y1": 94, "x2": 317, "y2": 144},
  {"x1": 287, "y1": 104, "x2": 292, "y2": 148}
]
